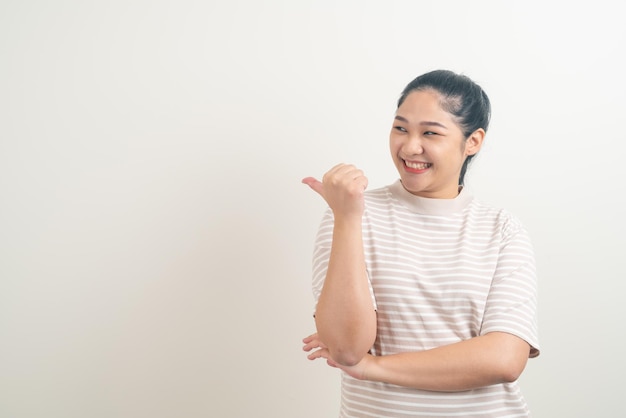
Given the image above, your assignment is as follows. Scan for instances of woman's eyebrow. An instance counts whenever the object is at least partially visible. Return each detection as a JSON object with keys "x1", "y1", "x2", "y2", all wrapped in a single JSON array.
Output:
[
  {"x1": 420, "y1": 121, "x2": 448, "y2": 129},
  {"x1": 394, "y1": 115, "x2": 447, "y2": 129}
]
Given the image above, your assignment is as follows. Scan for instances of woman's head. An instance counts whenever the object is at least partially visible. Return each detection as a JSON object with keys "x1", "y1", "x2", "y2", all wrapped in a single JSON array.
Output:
[{"x1": 396, "y1": 70, "x2": 491, "y2": 187}]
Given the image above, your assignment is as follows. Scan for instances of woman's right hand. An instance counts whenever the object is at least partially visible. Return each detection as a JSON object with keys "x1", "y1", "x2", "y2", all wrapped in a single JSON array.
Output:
[{"x1": 302, "y1": 163, "x2": 368, "y2": 218}]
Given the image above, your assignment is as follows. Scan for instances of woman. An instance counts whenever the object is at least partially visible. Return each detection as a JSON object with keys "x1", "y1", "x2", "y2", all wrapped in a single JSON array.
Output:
[{"x1": 302, "y1": 70, "x2": 540, "y2": 417}]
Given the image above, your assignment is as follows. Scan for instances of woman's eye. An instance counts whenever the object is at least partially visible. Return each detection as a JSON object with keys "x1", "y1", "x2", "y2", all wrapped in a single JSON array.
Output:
[
  {"x1": 424, "y1": 131, "x2": 437, "y2": 136},
  {"x1": 394, "y1": 126, "x2": 407, "y2": 132}
]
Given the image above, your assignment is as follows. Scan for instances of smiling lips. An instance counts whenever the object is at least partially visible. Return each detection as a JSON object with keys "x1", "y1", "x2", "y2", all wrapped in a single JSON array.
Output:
[{"x1": 404, "y1": 160, "x2": 432, "y2": 172}]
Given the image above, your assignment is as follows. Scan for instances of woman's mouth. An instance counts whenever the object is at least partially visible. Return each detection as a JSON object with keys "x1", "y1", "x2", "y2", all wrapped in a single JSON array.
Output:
[{"x1": 405, "y1": 161, "x2": 432, "y2": 170}]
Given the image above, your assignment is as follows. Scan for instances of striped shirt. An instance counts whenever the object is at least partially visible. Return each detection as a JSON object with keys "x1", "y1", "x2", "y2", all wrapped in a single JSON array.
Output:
[{"x1": 311, "y1": 180, "x2": 540, "y2": 417}]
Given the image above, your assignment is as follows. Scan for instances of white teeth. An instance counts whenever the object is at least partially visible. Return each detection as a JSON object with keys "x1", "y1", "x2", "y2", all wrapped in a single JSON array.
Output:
[{"x1": 405, "y1": 161, "x2": 431, "y2": 169}]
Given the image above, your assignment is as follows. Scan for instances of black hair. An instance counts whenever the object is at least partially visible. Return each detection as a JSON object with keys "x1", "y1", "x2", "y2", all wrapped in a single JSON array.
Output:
[{"x1": 397, "y1": 70, "x2": 491, "y2": 185}]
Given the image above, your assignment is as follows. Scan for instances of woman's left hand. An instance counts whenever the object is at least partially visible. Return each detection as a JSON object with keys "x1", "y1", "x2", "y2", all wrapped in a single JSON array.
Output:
[{"x1": 302, "y1": 333, "x2": 372, "y2": 381}]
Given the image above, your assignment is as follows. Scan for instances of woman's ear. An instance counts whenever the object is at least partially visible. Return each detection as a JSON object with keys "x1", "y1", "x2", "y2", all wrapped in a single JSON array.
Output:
[{"x1": 465, "y1": 128, "x2": 485, "y2": 156}]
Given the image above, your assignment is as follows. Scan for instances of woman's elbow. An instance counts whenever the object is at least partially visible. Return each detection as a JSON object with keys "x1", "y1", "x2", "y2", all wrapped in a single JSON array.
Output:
[
  {"x1": 328, "y1": 335, "x2": 375, "y2": 366},
  {"x1": 500, "y1": 360, "x2": 526, "y2": 383},
  {"x1": 331, "y1": 347, "x2": 368, "y2": 367},
  {"x1": 488, "y1": 333, "x2": 530, "y2": 383},
  {"x1": 497, "y1": 347, "x2": 529, "y2": 383}
]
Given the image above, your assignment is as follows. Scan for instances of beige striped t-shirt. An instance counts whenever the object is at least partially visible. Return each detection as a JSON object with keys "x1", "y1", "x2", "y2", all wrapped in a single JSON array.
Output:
[{"x1": 311, "y1": 180, "x2": 540, "y2": 417}]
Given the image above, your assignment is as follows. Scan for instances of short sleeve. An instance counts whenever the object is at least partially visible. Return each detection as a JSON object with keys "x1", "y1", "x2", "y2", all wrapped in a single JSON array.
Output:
[{"x1": 480, "y1": 217, "x2": 540, "y2": 358}]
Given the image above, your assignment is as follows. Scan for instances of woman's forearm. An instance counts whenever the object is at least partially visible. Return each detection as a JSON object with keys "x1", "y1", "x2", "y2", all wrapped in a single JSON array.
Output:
[
  {"x1": 366, "y1": 332, "x2": 530, "y2": 391},
  {"x1": 315, "y1": 215, "x2": 377, "y2": 366}
]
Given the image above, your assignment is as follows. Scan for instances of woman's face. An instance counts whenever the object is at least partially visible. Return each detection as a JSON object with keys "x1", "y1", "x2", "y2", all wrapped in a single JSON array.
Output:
[{"x1": 389, "y1": 89, "x2": 483, "y2": 199}]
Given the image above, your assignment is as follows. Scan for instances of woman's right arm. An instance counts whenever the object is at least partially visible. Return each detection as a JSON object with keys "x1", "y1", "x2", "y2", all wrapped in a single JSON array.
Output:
[{"x1": 303, "y1": 164, "x2": 377, "y2": 366}]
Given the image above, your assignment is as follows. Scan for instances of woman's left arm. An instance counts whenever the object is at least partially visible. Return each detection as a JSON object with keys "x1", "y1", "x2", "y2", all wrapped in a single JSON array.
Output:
[{"x1": 303, "y1": 331, "x2": 530, "y2": 392}]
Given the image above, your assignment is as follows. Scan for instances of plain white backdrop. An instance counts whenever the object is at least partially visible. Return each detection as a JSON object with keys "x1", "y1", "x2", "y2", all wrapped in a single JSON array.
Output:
[{"x1": 1, "y1": 1, "x2": 624, "y2": 417}]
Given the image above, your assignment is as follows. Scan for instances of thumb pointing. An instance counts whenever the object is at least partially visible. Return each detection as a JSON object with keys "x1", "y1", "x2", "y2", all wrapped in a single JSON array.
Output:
[{"x1": 302, "y1": 177, "x2": 324, "y2": 196}]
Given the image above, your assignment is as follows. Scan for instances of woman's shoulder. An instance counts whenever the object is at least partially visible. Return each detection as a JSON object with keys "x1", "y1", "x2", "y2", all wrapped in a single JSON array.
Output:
[
  {"x1": 363, "y1": 183, "x2": 396, "y2": 204},
  {"x1": 364, "y1": 182, "x2": 394, "y2": 196},
  {"x1": 469, "y1": 197, "x2": 527, "y2": 237}
]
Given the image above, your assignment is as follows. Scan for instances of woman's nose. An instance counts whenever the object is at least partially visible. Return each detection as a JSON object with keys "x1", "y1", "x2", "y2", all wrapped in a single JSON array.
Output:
[{"x1": 404, "y1": 134, "x2": 424, "y2": 155}]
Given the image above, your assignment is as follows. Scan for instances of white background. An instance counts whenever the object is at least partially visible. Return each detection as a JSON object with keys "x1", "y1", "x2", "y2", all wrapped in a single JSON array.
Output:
[{"x1": 1, "y1": 1, "x2": 624, "y2": 417}]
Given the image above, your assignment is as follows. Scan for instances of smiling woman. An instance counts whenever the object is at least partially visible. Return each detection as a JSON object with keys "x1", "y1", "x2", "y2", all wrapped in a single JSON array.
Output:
[
  {"x1": 394, "y1": 70, "x2": 492, "y2": 192},
  {"x1": 302, "y1": 70, "x2": 539, "y2": 417},
  {"x1": 390, "y1": 88, "x2": 485, "y2": 199}
]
